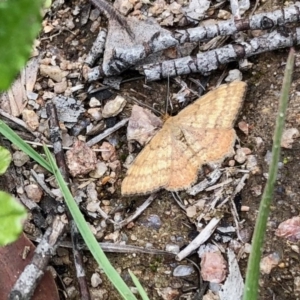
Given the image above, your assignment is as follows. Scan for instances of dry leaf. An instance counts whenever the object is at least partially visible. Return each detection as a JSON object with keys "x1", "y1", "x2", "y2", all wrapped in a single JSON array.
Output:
[{"x1": 127, "y1": 105, "x2": 163, "y2": 146}]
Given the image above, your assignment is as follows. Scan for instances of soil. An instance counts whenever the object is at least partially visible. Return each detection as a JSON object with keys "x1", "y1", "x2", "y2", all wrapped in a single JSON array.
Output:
[{"x1": 2, "y1": 0, "x2": 300, "y2": 299}]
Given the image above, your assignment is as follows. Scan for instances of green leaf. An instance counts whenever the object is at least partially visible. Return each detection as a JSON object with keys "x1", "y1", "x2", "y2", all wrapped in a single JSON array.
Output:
[
  {"x1": 0, "y1": 191, "x2": 27, "y2": 246},
  {"x1": 0, "y1": 0, "x2": 43, "y2": 91},
  {"x1": 0, "y1": 146, "x2": 11, "y2": 175}
]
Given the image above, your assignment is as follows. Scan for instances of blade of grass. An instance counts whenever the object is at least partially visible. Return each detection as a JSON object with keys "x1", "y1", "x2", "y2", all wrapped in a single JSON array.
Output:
[
  {"x1": 43, "y1": 144, "x2": 139, "y2": 300},
  {"x1": 129, "y1": 270, "x2": 150, "y2": 300},
  {"x1": 243, "y1": 48, "x2": 295, "y2": 300},
  {"x1": 0, "y1": 120, "x2": 52, "y2": 173}
]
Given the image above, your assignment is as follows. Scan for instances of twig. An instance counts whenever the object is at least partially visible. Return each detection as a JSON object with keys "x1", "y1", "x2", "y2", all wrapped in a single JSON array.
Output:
[
  {"x1": 9, "y1": 216, "x2": 66, "y2": 299},
  {"x1": 86, "y1": 118, "x2": 129, "y2": 147},
  {"x1": 187, "y1": 168, "x2": 222, "y2": 196},
  {"x1": 176, "y1": 217, "x2": 221, "y2": 261},
  {"x1": 86, "y1": 3, "x2": 300, "y2": 80},
  {"x1": 141, "y1": 27, "x2": 300, "y2": 81},
  {"x1": 114, "y1": 193, "x2": 156, "y2": 230},
  {"x1": 27, "y1": 234, "x2": 174, "y2": 256},
  {"x1": 85, "y1": 28, "x2": 107, "y2": 66}
]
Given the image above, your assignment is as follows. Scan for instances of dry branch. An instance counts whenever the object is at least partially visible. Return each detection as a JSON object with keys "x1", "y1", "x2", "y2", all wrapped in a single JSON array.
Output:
[
  {"x1": 9, "y1": 216, "x2": 66, "y2": 300},
  {"x1": 141, "y1": 27, "x2": 300, "y2": 81},
  {"x1": 86, "y1": 2, "x2": 300, "y2": 81}
]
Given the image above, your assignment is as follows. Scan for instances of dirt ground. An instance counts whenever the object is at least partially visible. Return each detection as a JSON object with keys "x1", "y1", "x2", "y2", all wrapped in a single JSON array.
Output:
[{"x1": 3, "y1": 0, "x2": 300, "y2": 299}]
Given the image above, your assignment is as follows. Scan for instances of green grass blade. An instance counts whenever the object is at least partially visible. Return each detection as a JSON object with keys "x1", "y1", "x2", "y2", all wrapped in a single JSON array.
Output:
[
  {"x1": 0, "y1": 120, "x2": 52, "y2": 173},
  {"x1": 243, "y1": 48, "x2": 295, "y2": 300},
  {"x1": 129, "y1": 270, "x2": 150, "y2": 300},
  {"x1": 43, "y1": 145, "x2": 139, "y2": 300}
]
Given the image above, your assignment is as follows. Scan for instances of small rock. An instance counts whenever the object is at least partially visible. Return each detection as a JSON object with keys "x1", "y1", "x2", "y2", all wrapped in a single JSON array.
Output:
[
  {"x1": 295, "y1": 277, "x2": 300, "y2": 293},
  {"x1": 186, "y1": 205, "x2": 197, "y2": 218},
  {"x1": 165, "y1": 244, "x2": 180, "y2": 254},
  {"x1": 89, "y1": 161, "x2": 108, "y2": 178},
  {"x1": 13, "y1": 151, "x2": 30, "y2": 167},
  {"x1": 200, "y1": 252, "x2": 227, "y2": 283},
  {"x1": 25, "y1": 184, "x2": 43, "y2": 202},
  {"x1": 130, "y1": 234, "x2": 137, "y2": 241},
  {"x1": 260, "y1": 252, "x2": 281, "y2": 274},
  {"x1": 238, "y1": 121, "x2": 249, "y2": 135},
  {"x1": 54, "y1": 80, "x2": 68, "y2": 94},
  {"x1": 89, "y1": 97, "x2": 101, "y2": 107},
  {"x1": 66, "y1": 140, "x2": 97, "y2": 177},
  {"x1": 234, "y1": 147, "x2": 251, "y2": 164},
  {"x1": 100, "y1": 142, "x2": 116, "y2": 161},
  {"x1": 62, "y1": 133, "x2": 74, "y2": 148},
  {"x1": 91, "y1": 273, "x2": 102, "y2": 288},
  {"x1": 168, "y1": 2, "x2": 182, "y2": 14},
  {"x1": 218, "y1": 9, "x2": 231, "y2": 19},
  {"x1": 156, "y1": 287, "x2": 179, "y2": 300},
  {"x1": 239, "y1": 228, "x2": 252, "y2": 243},
  {"x1": 173, "y1": 265, "x2": 194, "y2": 277},
  {"x1": 22, "y1": 109, "x2": 39, "y2": 131},
  {"x1": 114, "y1": 0, "x2": 133, "y2": 15},
  {"x1": 63, "y1": 277, "x2": 73, "y2": 286},
  {"x1": 251, "y1": 184, "x2": 262, "y2": 196},
  {"x1": 264, "y1": 150, "x2": 272, "y2": 165},
  {"x1": 255, "y1": 136, "x2": 264, "y2": 148},
  {"x1": 87, "y1": 201, "x2": 100, "y2": 213},
  {"x1": 86, "y1": 182, "x2": 98, "y2": 201},
  {"x1": 225, "y1": 69, "x2": 243, "y2": 82},
  {"x1": 281, "y1": 128, "x2": 299, "y2": 149},
  {"x1": 88, "y1": 108, "x2": 102, "y2": 121},
  {"x1": 40, "y1": 64, "x2": 64, "y2": 82},
  {"x1": 102, "y1": 95, "x2": 127, "y2": 118},
  {"x1": 149, "y1": 0, "x2": 166, "y2": 16},
  {"x1": 246, "y1": 155, "x2": 259, "y2": 173},
  {"x1": 275, "y1": 216, "x2": 300, "y2": 242},
  {"x1": 66, "y1": 286, "x2": 78, "y2": 299},
  {"x1": 228, "y1": 159, "x2": 235, "y2": 167},
  {"x1": 90, "y1": 20, "x2": 100, "y2": 33},
  {"x1": 65, "y1": 18, "x2": 75, "y2": 30},
  {"x1": 89, "y1": 8, "x2": 101, "y2": 21},
  {"x1": 139, "y1": 214, "x2": 162, "y2": 230}
]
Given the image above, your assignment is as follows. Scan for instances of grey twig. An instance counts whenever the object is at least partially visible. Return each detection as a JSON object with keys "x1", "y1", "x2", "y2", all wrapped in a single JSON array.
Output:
[
  {"x1": 86, "y1": 2, "x2": 300, "y2": 80},
  {"x1": 9, "y1": 216, "x2": 66, "y2": 300},
  {"x1": 86, "y1": 118, "x2": 129, "y2": 147},
  {"x1": 141, "y1": 27, "x2": 300, "y2": 81}
]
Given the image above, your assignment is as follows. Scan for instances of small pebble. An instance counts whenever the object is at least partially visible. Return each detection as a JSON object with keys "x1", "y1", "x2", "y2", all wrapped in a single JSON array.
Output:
[
  {"x1": 173, "y1": 265, "x2": 194, "y2": 277},
  {"x1": 89, "y1": 97, "x2": 101, "y2": 107},
  {"x1": 91, "y1": 273, "x2": 102, "y2": 288},
  {"x1": 102, "y1": 95, "x2": 127, "y2": 118},
  {"x1": 89, "y1": 161, "x2": 108, "y2": 178},
  {"x1": 165, "y1": 244, "x2": 180, "y2": 254},
  {"x1": 22, "y1": 109, "x2": 39, "y2": 131},
  {"x1": 13, "y1": 151, "x2": 30, "y2": 167},
  {"x1": 24, "y1": 184, "x2": 43, "y2": 202}
]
